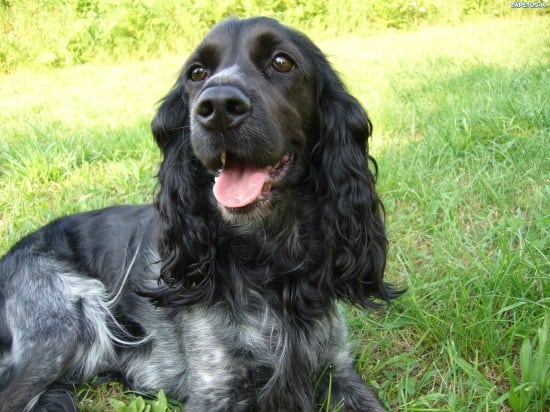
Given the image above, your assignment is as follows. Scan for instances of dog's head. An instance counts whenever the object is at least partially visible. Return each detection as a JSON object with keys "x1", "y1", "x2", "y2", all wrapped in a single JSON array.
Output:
[
  {"x1": 151, "y1": 17, "x2": 401, "y2": 310},
  {"x1": 154, "y1": 17, "x2": 320, "y2": 223}
]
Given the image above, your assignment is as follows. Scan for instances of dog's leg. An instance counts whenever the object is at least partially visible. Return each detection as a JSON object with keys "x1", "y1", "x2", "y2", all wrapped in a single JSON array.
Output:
[
  {"x1": 0, "y1": 257, "x2": 117, "y2": 412},
  {"x1": 318, "y1": 361, "x2": 386, "y2": 412},
  {"x1": 28, "y1": 385, "x2": 77, "y2": 412},
  {"x1": 0, "y1": 294, "x2": 80, "y2": 411}
]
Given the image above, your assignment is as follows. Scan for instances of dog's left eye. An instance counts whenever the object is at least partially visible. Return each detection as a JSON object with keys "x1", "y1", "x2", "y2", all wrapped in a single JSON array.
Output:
[
  {"x1": 189, "y1": 66, "x2": 208, "y2": 82},
  {"x1": 272, "y1": 54, "x2": 295, "y2": 73}
]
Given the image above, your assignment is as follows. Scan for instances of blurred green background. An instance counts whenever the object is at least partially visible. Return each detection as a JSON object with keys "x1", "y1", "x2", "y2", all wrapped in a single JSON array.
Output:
[{"x1": 1, "y1": 0, "x2": 547, "y2": 73}]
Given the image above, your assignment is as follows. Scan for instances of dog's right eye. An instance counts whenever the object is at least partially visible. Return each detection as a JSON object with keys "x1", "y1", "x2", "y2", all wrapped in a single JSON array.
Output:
[{"x1": 189, "y1": 66, "x2": 208, "y2": 82}]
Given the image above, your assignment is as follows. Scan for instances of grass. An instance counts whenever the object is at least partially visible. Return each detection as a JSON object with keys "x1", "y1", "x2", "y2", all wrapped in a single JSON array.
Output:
[{"x1": 1, "y1": 15, "x2": 548, "y2": 411}]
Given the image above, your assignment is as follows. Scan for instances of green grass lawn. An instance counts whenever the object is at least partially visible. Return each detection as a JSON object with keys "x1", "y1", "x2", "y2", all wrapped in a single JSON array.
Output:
[{"x1": 0, "y1": 16, "x2": 548, "y2": 411}]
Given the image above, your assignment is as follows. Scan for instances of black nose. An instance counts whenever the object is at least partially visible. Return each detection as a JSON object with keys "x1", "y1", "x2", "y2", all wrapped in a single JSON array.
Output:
[{"x1": 195, "y1": 86, "x2": 251, "y2": 130}]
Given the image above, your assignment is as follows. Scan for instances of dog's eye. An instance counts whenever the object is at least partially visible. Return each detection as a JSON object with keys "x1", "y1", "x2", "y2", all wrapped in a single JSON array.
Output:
[
  {"x1": 189, "y1": 66, "x2": 208, "y2": 82},
  {"x1": 272, "y1": 54, "x2": 295, "y2": 73}
]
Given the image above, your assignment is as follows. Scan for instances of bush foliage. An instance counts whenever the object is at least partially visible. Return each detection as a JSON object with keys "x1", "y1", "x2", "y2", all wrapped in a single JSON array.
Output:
[{"x1": 1, "y1": 0, "x2": 547, "y2": 73}]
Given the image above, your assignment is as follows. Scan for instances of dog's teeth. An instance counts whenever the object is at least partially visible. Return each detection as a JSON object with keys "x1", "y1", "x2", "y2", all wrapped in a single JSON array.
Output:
[{"x1": 220, "y1": 151, "x2": 227, "y2": 167}]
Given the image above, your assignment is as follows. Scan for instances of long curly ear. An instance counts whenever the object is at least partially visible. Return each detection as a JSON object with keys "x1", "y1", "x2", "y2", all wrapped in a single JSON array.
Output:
[
  {"x1": 311, "y1": 57, "x2": 402, "y2": 307},
  {"x1": 150, "y1": 79, "x2": 215, "y2": 305}
]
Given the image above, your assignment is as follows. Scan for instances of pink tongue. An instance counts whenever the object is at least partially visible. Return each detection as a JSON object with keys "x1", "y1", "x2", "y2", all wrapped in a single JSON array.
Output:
[{"x1": 213, "y1": 165, "x2": 269, "y2": 208}]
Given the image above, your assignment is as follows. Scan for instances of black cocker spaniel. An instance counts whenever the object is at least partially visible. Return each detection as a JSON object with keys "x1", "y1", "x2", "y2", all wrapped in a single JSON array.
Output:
[{"x1": 0, "y1": 17, "x2": 401, "y2": 412}]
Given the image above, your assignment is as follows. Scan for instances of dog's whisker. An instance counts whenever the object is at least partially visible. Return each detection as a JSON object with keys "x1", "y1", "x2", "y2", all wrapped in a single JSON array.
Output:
[{"x1": 106, "y1": 235, "x2": 143, "y2": 308}]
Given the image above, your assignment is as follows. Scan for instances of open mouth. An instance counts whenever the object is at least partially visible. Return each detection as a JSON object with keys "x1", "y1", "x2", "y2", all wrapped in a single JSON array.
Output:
[{"x1": 213, "y1": 151, "x2": 292, "y2": 213}]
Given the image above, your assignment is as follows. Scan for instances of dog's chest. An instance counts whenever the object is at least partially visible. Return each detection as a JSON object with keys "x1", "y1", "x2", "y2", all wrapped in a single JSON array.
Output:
[{"x1": 181, "y1": 302, "x2": 337, "y2": 392}]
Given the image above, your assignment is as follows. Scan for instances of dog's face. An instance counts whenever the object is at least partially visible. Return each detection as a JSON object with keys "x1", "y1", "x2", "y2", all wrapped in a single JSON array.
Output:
[{"x1": 182, "y1": 18, "x2": 317, "y2": 220}]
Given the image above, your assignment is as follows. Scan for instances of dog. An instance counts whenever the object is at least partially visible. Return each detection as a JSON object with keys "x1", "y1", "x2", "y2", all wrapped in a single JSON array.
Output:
[{"x1": 0, "y1": 17, "x2": 401, "y2": 411}]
